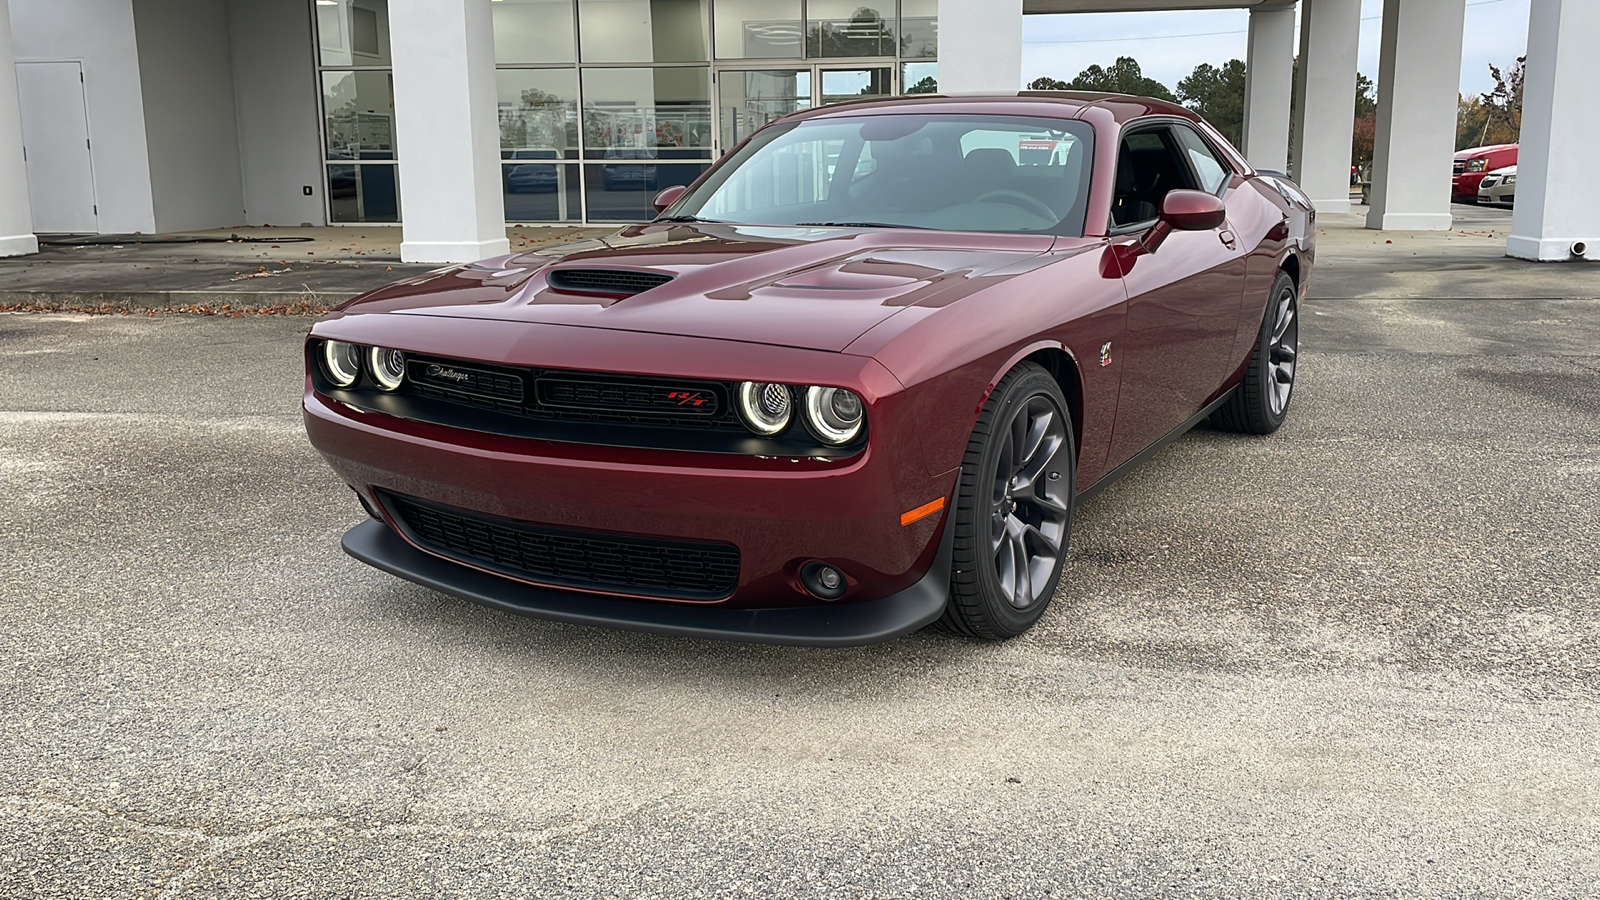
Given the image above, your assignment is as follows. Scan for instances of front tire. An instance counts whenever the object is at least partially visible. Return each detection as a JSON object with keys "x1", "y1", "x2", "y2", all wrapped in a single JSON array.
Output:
[
  {"x1": 1212, "y1": 270, "x2": 1299, "y2": 435},
  {"x1": 940, "y1": 363, "x2": 1076, "y2": 640}
]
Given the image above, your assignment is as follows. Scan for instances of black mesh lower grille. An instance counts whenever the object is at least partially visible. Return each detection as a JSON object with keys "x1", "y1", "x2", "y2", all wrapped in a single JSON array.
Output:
[{"x1": 382, "y1": 492, "x2": 741, "y2": 601}]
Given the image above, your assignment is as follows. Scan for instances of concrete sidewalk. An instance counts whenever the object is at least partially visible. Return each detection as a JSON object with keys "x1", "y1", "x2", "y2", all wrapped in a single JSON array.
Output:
[
  {"x1": 0, "y1": 205, "x2": 1590, "y2": 315},
  {"x1": 0, "y1": 225, "x2": 608, "y2": 313}
]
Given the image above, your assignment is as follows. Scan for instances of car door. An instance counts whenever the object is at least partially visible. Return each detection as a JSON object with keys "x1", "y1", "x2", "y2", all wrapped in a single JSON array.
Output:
[{"x1": 1105, "y1": 122, "x2": 1250, "y2": 469}]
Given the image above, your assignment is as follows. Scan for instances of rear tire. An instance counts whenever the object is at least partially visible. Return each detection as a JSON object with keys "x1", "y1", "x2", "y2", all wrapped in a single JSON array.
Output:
[
  {"x1": 1212, "y1": 271, "x2": 1298, "y2": 435},
  {"x1": 940, "y1": 363, "x2": 1076, "y2": 640}
]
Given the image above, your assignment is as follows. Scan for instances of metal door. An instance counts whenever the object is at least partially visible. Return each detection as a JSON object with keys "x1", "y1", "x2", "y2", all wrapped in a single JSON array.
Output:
[{"x1": 15, "y1": 61, "x2": 98, "y2": 234}]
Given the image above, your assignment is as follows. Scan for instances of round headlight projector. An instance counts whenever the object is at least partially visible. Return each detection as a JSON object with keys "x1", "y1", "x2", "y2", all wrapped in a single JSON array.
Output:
[
  {"x1": 804, "y1": 386, "x2": 865, "y2": 445},
  {"x1": 320, "y1": 340, "x2": 363, "y2": 388},
  {"x1": 736, "y1": 382, "x2": 866, "y2": 445},
  {"x1": 368, "y1": 346, "x2": 407, "y2": 391},
  {"x1": 737, "y1": 382, "x2": 793, "y2": 435}
]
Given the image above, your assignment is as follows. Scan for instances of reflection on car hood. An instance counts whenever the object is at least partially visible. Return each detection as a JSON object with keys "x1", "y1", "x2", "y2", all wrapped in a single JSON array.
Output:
[{"x1": 333, "y1": 222, "x2": 1061, "y2": 352}]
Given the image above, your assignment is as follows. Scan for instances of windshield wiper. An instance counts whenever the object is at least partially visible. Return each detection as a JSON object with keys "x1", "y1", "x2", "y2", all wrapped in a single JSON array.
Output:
[
  {"x1": 794, "y1": 221, "x2": 931, "y2": 230},
  {"x1": 654, "y1": 215, "x2": 721, "y2": 224}
]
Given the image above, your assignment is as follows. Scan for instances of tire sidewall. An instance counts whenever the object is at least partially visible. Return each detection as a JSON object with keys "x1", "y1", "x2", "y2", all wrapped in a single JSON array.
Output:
[{"x1": 954, "y1": 367, "x2": 1076, "y2": 637}]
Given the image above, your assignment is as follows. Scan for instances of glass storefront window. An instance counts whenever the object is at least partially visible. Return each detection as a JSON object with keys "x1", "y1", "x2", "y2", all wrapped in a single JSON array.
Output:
[
  {"x1": 581, "y1": 68, "x2": 712, "y2": 158},
  {"x1": 504, "y1": 162, "x2": 582, "y2": 221},
  {"x1": 328, "y1": 164, "x2": 400, "y2": 222},
  {"x1": 818, "y1": 67, "x2": 891, "y2": 105},
  {"x1": 713, "y1": 0, "x2": 803, "y2": 59},
  {"x1": 901, "y1": 61, "x2": 936, "y2": 94},
  {"x1": 322, "y1": 71, "x2": 397, "y2": 160},
  {"x1": 498, "y1": 69, "x2": 580, "y2": 159},
  {"x1": 807, "y1": 1, "x2": 895, "y2": 58},
  {"x1": 493, "y1": 0, "x2": 577, "y2": 64},
  {"x1": 584, "y1": 162, "x2": 709, "y2": 221},
  {"x1": 899, "y1": 0, "x2": 937, "y2": 58},
  {"x1": 578, "y1": 0, "x2": 708, "y2": 63},
  {"x1": 716, "y1": 69, "x2": 811, "y2": 149},
  {"x1": 317, "y1": 0, "x2": 392, "y2": 67}
]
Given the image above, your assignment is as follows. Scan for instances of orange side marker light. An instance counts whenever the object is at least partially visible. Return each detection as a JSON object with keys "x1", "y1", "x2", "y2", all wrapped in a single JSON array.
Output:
[{"x1": 900, "y1": 497, "x2": 946, "y2": 527}]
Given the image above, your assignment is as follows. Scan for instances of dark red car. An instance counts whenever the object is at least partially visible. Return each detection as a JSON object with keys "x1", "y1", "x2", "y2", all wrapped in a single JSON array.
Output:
[
  {"x1": 304, "y1": 93, "x2": 1315, "y2": 645},
  {"x1": 1452, "y1": 143, "x2": 1518, "y2": 203}
]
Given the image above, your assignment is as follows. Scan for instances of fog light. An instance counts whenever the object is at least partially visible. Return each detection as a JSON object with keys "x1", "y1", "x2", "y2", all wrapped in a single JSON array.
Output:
[{"x1": 800, "y1": 561, "x2": 848, "y2": 600}]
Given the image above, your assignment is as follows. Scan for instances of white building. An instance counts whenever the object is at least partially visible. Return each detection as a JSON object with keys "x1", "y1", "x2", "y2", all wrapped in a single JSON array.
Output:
[{"x1": 0, "y1": 0, "x2": 1593, "y2": 263}]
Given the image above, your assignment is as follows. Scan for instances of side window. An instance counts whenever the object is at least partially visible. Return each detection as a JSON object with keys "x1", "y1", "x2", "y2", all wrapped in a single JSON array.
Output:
[
  {"x1": 1173, "y1": 125, "x2": 1231, "y2": 194},
  {"x1": 1111, "y1": 127, "x2": 1199, "y2": 228}
]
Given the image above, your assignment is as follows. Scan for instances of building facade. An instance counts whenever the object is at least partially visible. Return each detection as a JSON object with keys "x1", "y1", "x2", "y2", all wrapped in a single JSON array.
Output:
[{"x1": 1, "y1": 0, "x2": 1594, "y2": 264}]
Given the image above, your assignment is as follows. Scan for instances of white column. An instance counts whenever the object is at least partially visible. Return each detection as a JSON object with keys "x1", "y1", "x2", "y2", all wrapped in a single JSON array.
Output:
[
  {"x1": 389, "y1": 0, "x2": 509, "y2": 264},
  {"x1": 1507, "y1": 0, "x2": 1599, "y2": 262},
  {"x1": 939, "y1": 0, "x2": 1023, "y2": 93},
  {"x1": 0, "y1": 0, "x2": 39, "y2": 257},
  {"x1": 1242, "y1": 1, "x2": 1295, "y2": 173},
  {"x1": 1291, "y1": 0, "x2": 1361, "y2": 213},
  {"x1": 1365, "y1": 0, "x2": 1466, "y2": 231}
]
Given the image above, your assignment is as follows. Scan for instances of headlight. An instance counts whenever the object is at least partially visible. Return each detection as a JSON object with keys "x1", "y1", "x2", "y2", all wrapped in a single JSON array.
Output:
[
  {"x1": 737, "y1": 382, "x2": 792, "y2": 435},
  {"x1": 1503, "y1": 174, "x2": 1516, "y2": 185},
  {"x1": 320, "y1": 340, "x2": 362, "y2": 388},
  {"x1": 1466, "y1": 159, "x2": 1487, "y2": 173},
  {"x1": 368, "y1": 346, "x2": 406, "y2": 391},
  {"x1": 803, "y1": 386, "x2": 865, "y2": 445}
]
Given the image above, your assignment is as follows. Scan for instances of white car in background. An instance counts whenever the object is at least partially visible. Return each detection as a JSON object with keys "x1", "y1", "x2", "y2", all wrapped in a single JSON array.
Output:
[{"x1": 1477, "y1": 166, "x2": 1516, "y2": 206}]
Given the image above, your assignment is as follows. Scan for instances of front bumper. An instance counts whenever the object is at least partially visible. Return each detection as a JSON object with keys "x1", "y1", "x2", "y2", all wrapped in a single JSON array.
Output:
[{"x1": 342, "y1": 513, "x2": 952, "y2": 646}]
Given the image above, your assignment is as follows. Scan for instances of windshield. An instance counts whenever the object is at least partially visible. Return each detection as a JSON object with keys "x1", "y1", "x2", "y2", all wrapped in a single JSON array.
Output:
[{"x1": 671, "y1": 113, "x2": 1095, "y2": 236}]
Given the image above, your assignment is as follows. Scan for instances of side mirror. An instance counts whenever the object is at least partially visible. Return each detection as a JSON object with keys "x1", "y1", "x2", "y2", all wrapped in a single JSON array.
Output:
[
  {"x1": 651, "y1": 184, "x2": 688, "y2": 214},
  {"x1": 1160, "y1": 189, "x2": 1227, "y2": 231}
]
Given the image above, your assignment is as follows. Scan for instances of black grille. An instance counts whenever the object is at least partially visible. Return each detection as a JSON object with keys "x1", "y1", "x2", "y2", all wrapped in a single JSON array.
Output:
[
  {"x1": 547, "y1": 268, "x2": 674, "y2": 296},
  {"x1": 538, "y1": 377, "x2": 722, "y2": 417},
  {"x1": 408, "y1": 359, "x2": 524, "y2": 402},
  {"x1": 401, "y1": 355, "x2": 741, "y2": 432},
  {"x1": 382, "y1": 492, "x2": 741, "y2": 601}
]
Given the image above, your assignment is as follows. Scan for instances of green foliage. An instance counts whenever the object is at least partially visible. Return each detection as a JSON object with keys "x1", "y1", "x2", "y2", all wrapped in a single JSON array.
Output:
[
  {"x1": 1176, "y1": 59, "x2": 1247, "y2": 147},
  {"x1": 1029, "y1": 57, "x2": 1176, "y2": 102},
  {"x1": 905, "y1": 76, "x2": 939, "y2": 95}
]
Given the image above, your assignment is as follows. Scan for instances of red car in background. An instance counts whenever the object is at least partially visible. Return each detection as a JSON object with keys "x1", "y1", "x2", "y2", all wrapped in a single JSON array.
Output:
[
  {"x1": 303, "y1": 93, "x2": 1316, "y2": 646},
  {"x1": 1453, "y1": 144, "x2": 1518, "y2": 203}
]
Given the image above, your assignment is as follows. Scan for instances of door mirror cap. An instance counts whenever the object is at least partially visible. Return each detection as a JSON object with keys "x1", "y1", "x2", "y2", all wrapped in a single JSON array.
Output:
[
  {"x1": 651, "y1": 184, "x2": 688, "y2": 214},
  {"x1": 1161, "y1": 189, "x2": 1227, "y2": 231}
]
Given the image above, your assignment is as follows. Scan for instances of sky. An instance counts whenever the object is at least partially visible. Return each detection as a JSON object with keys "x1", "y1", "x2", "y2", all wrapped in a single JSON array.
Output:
[{"x1": 1019, "y1": 0, "x2": 1533, "y2": 99}]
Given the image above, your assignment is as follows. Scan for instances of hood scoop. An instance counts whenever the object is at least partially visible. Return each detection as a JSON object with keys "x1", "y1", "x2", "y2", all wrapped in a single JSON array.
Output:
[{"x1": 546, "y1": 268, "x2": 674, "y2": 298}]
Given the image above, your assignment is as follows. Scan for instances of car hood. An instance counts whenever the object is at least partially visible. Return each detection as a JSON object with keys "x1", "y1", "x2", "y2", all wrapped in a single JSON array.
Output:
[{"x1": 332, "y1": 223, "x2": 1062, "y2": 352}]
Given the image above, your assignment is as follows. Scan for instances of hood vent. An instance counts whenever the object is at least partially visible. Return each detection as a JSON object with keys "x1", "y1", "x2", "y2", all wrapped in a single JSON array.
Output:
[{"x1": 546, "y1": 268, "x2": 674, "y2": 297}]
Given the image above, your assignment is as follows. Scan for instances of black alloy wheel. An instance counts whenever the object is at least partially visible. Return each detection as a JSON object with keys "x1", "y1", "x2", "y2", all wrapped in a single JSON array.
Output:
[
  {"x1": 942, "y1": 363, "x2": 1076, "y2": 640},
  {"x1": 1212, "y1": 270, "x2": 1299, "y2": 434}
]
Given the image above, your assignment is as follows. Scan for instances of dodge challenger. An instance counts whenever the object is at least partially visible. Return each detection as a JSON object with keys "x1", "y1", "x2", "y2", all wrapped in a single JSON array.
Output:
[{"x1": 303, "y1": 92, "x2": 1315, "y2": 646}]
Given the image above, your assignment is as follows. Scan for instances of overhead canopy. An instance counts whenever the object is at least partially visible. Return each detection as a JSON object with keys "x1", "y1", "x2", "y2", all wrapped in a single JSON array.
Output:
[{"x1": 1023, "y1": 0, "x2": 1295, "y2": 13}]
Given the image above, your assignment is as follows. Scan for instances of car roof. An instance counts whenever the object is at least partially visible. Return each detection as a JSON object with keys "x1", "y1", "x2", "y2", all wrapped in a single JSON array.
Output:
[{"x1": 792, "y1": 91, "x2": 1206, "y2": 126}]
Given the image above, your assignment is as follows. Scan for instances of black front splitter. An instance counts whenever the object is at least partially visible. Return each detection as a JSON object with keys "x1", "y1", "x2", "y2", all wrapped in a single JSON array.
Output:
[{"x1": 340, "y1": 518, "x2": 953, "y2": 647}]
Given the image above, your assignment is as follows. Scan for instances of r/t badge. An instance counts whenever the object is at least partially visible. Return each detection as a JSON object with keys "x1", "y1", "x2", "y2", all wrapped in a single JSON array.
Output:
[{"x1": 1100, "y1": 342, "x2": 1113, "y2": 367}]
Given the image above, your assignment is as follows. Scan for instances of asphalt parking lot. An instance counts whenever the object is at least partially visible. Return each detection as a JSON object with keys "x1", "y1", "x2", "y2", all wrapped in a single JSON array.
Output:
[{"x1": 2, "y1": 204, "x2": 1597, "y2": 898}]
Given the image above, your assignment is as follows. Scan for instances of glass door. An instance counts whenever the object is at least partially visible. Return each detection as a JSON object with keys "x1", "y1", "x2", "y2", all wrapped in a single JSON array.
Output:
[{"x1": 717, "y1": 69, "x2": 812, "y2": 154}]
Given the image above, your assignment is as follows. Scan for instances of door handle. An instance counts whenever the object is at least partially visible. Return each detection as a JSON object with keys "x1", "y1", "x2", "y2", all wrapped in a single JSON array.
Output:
[{"x1": 1219, "y1": 229, "x2": 1238, "y2": 249}]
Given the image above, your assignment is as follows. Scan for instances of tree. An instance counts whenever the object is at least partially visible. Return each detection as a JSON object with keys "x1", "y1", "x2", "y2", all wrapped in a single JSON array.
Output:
[
  {"x1": 1030, "y1": 57, "x2": 1176, "y2": 102},
  {"x1": 905, "y1": 76, "x2": 938, "y2": 95},
  {"x1": 1176, "y1": 59, "x2": 1247, "y2": 147},
  {"x1": 1477, "y1": 56, "x2": 1525, "y2": 146},
  {"x1": 808, "y1": 7, "x2": 894, "y2": 58},
  {"x1": 1354, "y1": 73, "x2": 1377, "y2": 118},
  {"x1": 1456, "y1": 95, "x2": 1490, "y2": 150}
]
